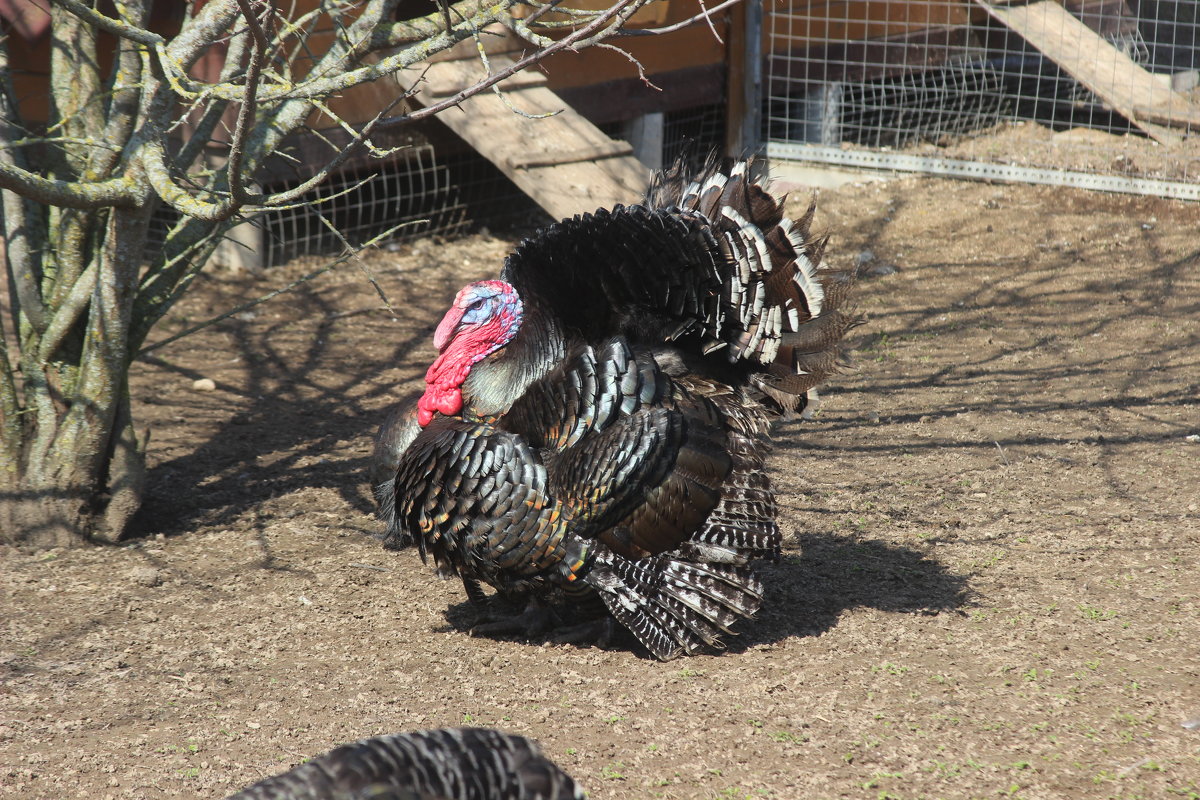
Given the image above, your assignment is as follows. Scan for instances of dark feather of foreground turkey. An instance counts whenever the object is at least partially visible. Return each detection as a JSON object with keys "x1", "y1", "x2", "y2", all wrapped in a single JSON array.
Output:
[
  {"x1": 373, "y1": 159, "x2": 861, "y2": 660},
  {"x1": 226, "y1": 728, "x2": 583, "y2": 800}
]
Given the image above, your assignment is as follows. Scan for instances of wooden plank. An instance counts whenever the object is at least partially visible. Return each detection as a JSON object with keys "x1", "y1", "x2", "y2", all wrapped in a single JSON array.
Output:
[
  {"x1": 393, "y1": 56, "x2": 649, "y2": 220},
  {"x1": 422, "y1": 67, "x2": 546, "y2": 97},
  {"x1": 505, "y1": 140, "x2": 634, "y2": 171},
  {"x1": 973, "y1": 0, "x2": 1199, "y2": 144},
  {"x1": 1132, "y1": 103, "x2": 1200, "y2": 129}
]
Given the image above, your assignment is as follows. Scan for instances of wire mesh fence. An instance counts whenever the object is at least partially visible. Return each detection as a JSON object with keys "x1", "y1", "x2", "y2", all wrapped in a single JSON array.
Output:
[
  {"x1": 152, "y1": 99, "x2": 731, "y2": 271},
  {"x1": 664, "y1": 102, "x2": 729, "y2": 167},
  {"x1": 764, "y1": 0, "x2": 1200, "y2": 197},
  {"x1": 147, "y1": 132, "x2": 544, "y2": 271},
  {"x1": 256, "y1": 144, "x2": 466, "y2": 266}
]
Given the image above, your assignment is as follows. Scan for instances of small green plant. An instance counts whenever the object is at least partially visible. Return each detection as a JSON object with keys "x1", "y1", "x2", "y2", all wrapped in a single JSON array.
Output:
[
  {"x1": 714, "y1": 788, "x2": 770, "y2": 799},
  {"x1": 872, "y1": 662, "x2": 909, "y2": 676},
  {"x1": 599, "y1": 762, "x2": 625, "y2": 780},
  {"x1": 1078, "y1": 604, "x2": 1118, "y2": 621}
]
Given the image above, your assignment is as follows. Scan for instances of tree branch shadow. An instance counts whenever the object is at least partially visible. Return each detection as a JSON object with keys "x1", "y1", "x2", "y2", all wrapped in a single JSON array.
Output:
[{"x1": 127, "y1": 265, "x2": 460, "y2": 539}]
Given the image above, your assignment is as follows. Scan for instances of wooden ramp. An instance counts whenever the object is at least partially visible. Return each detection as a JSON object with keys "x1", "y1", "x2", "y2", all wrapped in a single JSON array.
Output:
[
  {"x1": 394, "y1": 54, "x2": 650, "y2": 220},
  {"x1": 974, "y1": 0, "x2": 1200, "y2": 146}
]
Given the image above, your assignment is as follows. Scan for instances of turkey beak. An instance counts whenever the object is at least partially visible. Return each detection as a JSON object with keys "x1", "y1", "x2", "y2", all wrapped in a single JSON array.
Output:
[{"x1": 433, "y1": 306, "x2": 467, "y2": 352}]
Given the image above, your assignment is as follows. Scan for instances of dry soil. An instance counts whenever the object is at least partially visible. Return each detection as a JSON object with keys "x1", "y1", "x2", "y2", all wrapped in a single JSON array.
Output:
[{"x1": 2, "y1": 175, "x2": 1199, "y2": 800}]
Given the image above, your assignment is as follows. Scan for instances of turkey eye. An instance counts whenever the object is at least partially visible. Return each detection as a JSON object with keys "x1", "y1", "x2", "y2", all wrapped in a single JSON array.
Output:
[{"x1": 467, "y1": 298, "x2": 486, "y2": 312}]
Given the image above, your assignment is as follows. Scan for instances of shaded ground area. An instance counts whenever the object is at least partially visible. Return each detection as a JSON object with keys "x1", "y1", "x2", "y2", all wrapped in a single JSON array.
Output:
[{"x1": 3, "y1": 177, "x2": 1199, "y2": 799}]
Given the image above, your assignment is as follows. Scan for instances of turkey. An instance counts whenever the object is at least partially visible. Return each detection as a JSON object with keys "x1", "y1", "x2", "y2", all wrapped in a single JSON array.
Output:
[
  {"x1": 226, "y1": 727, "x2": 583, "y2": 800},
  {"x1": 374, "y1": 159, "x2": 859, "y2": 660}
]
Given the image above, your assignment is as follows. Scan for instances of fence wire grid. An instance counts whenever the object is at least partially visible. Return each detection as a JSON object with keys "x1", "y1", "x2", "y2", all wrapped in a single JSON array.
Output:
[
  {"x1": 156, "y1": 101, "x2": 728, "y2": 270},
  {"x1": 764, "y1": 0, "x2": 1199, "y2": 195}
]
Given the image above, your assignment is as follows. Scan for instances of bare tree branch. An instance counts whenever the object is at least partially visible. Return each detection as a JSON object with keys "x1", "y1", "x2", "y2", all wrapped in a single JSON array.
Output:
[
  {"x1": 48, "y1": 0, "x2": 165, "y2": 47},
  {"x1": 156, "y1": 0, "x2": 520, "y2": 105},
  {"x1": 260, "y1": 89, "x2": 417, "y2": 207},
  {"x1": 165, "y1": 0, "x2": 242, "y2": 66},
  {"x1": 0, "y1": 164, "x2": 138, "y2": 209},
  {"x1": 472, "y1": 30, "x2": 559, "y2": 120},
  {"x1": 128, "y1": 221, "x2": 229, "y2": 352},
  {"x1": 401, "y1": 0, "x2": 648, "y2": 124},
  {"x1": 172, "y1": 28, "x2": 251, "y2": 175},
  {"x1": 38, "y1": 262, "x2": 98, "y2": 363},
  {"x1": 139, "y1": 139, "x2": 239, "y2": 221},
  {"x1": 53, "y1": 4, "x2": 105, "y2": 173},
  {"x1": 227, "y1": 0, "x2": 275, "y2": 207},
  {"x1": 0, "y1": 39, "x2": 48, "y2": 334},
  {"x1": 55, "y1": 207, "x2": 153, "y2": 479},
  {"x1": 0, "y1": 188, "x2": 47, "y2": 331},
  {"x1": 371, "y1": 0, "x2": 492, "y2": 47},
  {"x1": 0, "y1": 319, "x2": 21, "y2": 470},
  {"x1": 87, "y1": 0, "x2": 150, "y2": 181},
  {"x1": 618, "y1": 0, "x2": 741, "y2": 37}
]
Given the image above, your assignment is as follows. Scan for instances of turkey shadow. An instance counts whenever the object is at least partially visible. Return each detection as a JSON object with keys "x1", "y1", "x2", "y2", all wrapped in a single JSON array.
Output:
[
  {"x1": 732, "y1": 532, "x2": 971, "y2": 651},
  {"x1": 436, "y1": 531, "x2": 969, "y2": 658}
]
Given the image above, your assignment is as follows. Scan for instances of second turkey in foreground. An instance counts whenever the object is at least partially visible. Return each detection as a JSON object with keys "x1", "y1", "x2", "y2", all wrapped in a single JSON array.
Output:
[{"x1": 375, "y1": 160, "x2": 860, "y2": 660}]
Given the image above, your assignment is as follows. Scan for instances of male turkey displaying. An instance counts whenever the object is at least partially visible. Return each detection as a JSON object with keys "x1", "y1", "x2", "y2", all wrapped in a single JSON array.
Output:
[
  {"x1": 375, "y1": 159, "x2": 859, "y2": 660},
  {"x1": 227, "y1": 727, "x2": 582, "y2": 800}
]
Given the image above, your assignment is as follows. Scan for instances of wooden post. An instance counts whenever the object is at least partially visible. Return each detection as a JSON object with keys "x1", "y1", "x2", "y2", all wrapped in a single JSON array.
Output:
[
  {"x1": 627, "y1": 112, "x2": 665, "y2": 170},
  {"x1": 726, "y1": 0, "x2": 763, "y2": 158},
  {"x1": 209, "y1": 219, "x2": 264, "y2": 274}
]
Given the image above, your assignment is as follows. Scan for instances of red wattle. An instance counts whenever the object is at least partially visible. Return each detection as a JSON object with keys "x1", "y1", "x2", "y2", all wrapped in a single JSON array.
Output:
[{"x1": 418, "y1": 350, "x2": 469, "y2": 427}]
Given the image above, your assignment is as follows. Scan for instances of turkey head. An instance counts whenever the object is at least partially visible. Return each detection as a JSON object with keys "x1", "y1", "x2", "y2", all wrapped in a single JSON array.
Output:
[{"x1": 418, "y1": 280, "x2": 523, "y2": 426}]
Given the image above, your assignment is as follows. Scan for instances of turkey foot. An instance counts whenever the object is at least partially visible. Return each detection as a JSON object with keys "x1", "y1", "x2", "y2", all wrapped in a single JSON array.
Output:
[
  {"x1": 549, "y1": 616, "x2": 619, "y2": 648},
  {"x1": 469, "y1": 599, "x2": 556, "y2": 639}
]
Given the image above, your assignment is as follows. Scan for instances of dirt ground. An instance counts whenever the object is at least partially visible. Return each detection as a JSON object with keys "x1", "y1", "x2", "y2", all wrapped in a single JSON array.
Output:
[{"x1": 3, "y1": 175, "x2": 1199, "y2": 800}]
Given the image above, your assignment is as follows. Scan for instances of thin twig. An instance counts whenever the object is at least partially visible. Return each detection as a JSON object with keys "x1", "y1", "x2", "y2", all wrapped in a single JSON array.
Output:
[
  {"x1": 619, "y1": 0, "x2": 742, "y2": 37},
  {"x1": 475, "y1": 30, "x2": 559, "y2": 120},
  {"x1": 308, "y1": 208, "x2": 403, "y2": 320},
  {"x1": 594, "y1": 42, "x2": 658, "y2": 90},
  {"x1": 135, "y1": 222, "x2": 415, "y2": 358}
]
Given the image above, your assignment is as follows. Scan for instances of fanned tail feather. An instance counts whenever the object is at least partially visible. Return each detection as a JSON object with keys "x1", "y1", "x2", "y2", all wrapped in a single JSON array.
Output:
[
  {"x1": 588, "y1": 552, "x2": 766, "y2": 660},
  {"x1": 652, "y1": 157, "x2": 862, "y2": 416}
]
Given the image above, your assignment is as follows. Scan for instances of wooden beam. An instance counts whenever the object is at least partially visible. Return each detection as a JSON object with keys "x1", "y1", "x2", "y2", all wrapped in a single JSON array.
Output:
[
  {"x1": 1132, "y1": 103, "x2": 1200, "y2": 129},
  {"x1": 973, "y1": 0, "x2": 1199, "y2": 145},
  {"x1": 725, "y1": 0, "x2": 762, "y2": 158}
]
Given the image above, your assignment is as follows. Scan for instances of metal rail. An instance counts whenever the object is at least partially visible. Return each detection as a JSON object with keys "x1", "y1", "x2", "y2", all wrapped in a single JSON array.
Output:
[{"x1": 767, "y1": 142, "x2": 1200, "y2": 201}]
